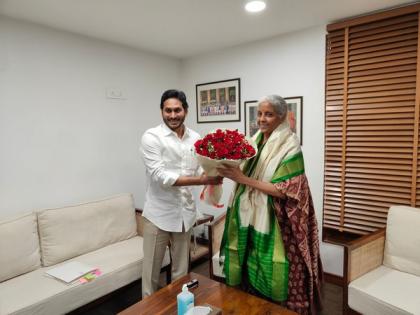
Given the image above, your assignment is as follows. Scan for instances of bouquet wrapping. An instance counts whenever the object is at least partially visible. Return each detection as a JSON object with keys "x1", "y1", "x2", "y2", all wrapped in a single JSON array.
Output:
[{"x1": 194, "y1": 129, "x2": 257, "y2": 208}]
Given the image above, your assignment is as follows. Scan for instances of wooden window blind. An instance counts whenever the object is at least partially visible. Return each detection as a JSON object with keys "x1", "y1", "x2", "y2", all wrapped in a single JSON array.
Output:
[{"x1": 323, "y1": 4, "x2": 420, "y2": 236}]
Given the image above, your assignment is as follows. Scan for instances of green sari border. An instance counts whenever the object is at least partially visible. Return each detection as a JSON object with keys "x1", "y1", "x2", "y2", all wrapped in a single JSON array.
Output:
[{"x1": 271, "y1": 151, "x2": 304, "y2": 183}]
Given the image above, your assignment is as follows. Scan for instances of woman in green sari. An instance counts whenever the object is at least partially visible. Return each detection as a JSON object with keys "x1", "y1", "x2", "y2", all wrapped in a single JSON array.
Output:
[{"x1": 217, "y1": 95, "x2": 323, "y2": 314}]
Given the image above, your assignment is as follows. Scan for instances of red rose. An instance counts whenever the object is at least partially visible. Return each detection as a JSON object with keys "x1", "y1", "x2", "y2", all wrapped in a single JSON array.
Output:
[{"x1": 195, "y1": 129, "x2": 256, "y2": 160}]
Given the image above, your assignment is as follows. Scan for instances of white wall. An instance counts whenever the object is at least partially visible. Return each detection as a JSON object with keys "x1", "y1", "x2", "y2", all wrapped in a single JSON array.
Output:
[
  {"x1": 181, "y1": 26, "x2": 344, "y2": 276},
  {"x1": 0, "y1": 16, "x2": 344, "y2": 276},
  {"x1": 0, "y1": 16, "x2": 180, "y2": 216}
]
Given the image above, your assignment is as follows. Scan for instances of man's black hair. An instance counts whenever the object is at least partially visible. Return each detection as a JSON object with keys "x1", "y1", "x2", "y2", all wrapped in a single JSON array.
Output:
[{"x1": 160, "y1": 89, "x2": 188, "y2": 110}]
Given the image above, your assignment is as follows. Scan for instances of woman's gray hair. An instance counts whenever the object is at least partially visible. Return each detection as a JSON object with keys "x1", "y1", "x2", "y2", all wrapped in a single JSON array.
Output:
[{"x1": 258, "y1": 95, "x2": 288, "y2": 116}]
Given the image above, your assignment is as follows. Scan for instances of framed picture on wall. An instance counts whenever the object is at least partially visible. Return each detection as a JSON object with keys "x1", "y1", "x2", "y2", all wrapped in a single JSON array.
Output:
[
  {"x1": 284, "y1": 96, "x2": 303, "y2": 145},
  {"x1": 244, "y1": 96, "x2": 303, "y2": 144},
  {"x1": 244, "y1": 100, "x2": 259, "y2": 138},
  {"x1": 196, "y1": 78, "x2": 241, "y2": 123}
]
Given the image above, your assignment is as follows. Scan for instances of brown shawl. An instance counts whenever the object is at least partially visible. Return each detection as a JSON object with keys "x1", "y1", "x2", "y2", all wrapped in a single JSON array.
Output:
[{"x1": 274, "y1": 174, "x2": 323, "y2": 314}]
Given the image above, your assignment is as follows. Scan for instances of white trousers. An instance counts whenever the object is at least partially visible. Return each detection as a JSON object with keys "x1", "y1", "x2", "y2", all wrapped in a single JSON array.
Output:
[{"x1": 141, "y1": 217, "x2": 191, "y2": 298}]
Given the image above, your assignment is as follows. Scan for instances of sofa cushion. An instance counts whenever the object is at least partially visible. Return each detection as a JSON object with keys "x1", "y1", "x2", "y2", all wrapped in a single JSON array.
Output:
[
  {"x1": 0, "y1": 236, "x2": 171, "y2": 315},
  {"x1": 348, "y1": 265, "x2": 420, "y2": 315},
  {"x1": 0, "y1": 213, "x2": 41, "y2": 282},
  {"x1": 383, "y1": 205, "x2": 420, "y2": 277},
  {"x1": 37, "y1": 193, "x2": 137, "y2": 266}
]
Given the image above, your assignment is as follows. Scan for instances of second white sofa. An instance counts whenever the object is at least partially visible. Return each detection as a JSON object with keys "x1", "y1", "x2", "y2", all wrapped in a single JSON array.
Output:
[{"x1": 346, "y1": 205, "x2": 420, "y2": 315}]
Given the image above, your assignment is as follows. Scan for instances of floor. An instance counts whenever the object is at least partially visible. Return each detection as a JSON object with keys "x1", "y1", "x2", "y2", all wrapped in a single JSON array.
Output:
[{"x1": 72, "y1": 260, "x2": 343, "y2": 315}]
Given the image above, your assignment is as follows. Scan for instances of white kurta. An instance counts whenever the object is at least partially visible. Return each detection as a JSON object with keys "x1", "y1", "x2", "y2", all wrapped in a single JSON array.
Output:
[{"x1": 140, "y1": 123, "x2": 201, "y2": 232}]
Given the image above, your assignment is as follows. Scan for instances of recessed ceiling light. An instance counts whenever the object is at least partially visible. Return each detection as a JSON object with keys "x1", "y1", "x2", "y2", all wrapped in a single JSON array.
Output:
[{"x1": 245, "y1": 1, "x2": 266, "y2": 13}]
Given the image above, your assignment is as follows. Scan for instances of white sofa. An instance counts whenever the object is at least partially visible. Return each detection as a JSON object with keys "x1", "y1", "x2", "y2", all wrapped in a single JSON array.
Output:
[
  {"x1": 0, "y1": 193, "x2": 170, "y2": 315},
  {"x1": 345, "y1": 205, "x2": 420, "y2": 315}
]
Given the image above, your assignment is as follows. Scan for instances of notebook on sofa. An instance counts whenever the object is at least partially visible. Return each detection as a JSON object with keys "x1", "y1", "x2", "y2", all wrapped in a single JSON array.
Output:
[{"x1": 45, "y1": 261, "x2": 96, "y2": 284}]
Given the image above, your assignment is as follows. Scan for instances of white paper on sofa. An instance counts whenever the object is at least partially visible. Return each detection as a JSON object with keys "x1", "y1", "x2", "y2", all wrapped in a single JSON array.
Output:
[{"x1": 45, "y1": 261, "x2": 96, "y2": 284}]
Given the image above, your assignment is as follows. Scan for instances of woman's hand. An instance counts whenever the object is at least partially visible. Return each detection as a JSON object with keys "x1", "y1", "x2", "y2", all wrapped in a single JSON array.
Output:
[
  {"x1": 217, "y1": 164, "x2": 286, "y2": 199},
  {"x1": 217, "y1": 165, "x2": 286, "y2": 199},
  {"x1": 217, "y1": 165, "x2": 247, "y2": 184}
]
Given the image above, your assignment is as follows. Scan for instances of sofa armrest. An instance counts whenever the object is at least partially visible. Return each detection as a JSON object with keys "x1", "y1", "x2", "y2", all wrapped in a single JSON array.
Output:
[
  {"x1": 135, "y1": 208, "x2": 144, "y2": 237},
  {"x1": 206, "y1": 213, "x2": 226, "y2": 280},
  {"x1": 344, "y1": 227, "x2": 385, "y2": 283},
  {"x1": 195, "y1": 213, "x2": 214, "y2": 227},
  {"x1": 206, "y1": 213, "x2": 226, "y2": 258}
]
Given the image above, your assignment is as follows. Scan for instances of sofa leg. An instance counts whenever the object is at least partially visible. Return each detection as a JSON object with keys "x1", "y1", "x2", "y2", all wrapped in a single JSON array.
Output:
[
  {"x1": 342, "y1": 285, "x2": 362, "y2": 315},
  {"x1": 343, "y1": 287, "x2": 361, "y2": 315},
  {"x1": 344, "y1": 305, "x2": 361, "y2": 315}
]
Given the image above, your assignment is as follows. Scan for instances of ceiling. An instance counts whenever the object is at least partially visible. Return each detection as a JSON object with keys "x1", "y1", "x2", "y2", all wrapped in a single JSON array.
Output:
[{"x1": 0, "y1": 0, "x2": 417, "y2": 58}]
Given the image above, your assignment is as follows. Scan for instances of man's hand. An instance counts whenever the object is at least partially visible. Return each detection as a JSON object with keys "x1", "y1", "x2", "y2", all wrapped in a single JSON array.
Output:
[
  {"x1": 173, "y1": 174, "x2": 223, "y2": 186},
  {"x1": 200, "y1": 174, "x2": 223, "y2": 185}
]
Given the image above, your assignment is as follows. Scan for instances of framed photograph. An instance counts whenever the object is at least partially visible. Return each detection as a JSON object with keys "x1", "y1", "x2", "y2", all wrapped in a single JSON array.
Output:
[
  {"x1": 196, "y1": 78, "x2": 240, "y2": 123},
  {"x1": 284, "y1": 96, "x2": 303, "y2": 144},
  {"x1": 244, "y1": 96, "x2": 303, "y2": 144},
  {"x1": 244, "y1": 100, "x2": 259, "y2": 138}
]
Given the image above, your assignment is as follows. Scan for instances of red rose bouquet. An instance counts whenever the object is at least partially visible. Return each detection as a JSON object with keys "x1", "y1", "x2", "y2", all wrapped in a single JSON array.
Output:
[
  {"x1": 195, "y1": 129, "x2": 256, "y2": 160},
  {"x1": 194, "y1": 129, "x2": 257, "y2": 207}
]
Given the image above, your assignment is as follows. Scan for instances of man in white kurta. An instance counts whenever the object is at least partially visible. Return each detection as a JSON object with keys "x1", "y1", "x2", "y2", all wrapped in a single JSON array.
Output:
[{"x1": 140, "y1": 89, "x2": 221, "y2": 297}]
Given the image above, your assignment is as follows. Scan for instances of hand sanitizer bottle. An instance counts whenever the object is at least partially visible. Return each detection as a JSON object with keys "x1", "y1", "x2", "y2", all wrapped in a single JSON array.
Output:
[{"x1": 177, "y1": 283, "x2": 194, "y2": 315}]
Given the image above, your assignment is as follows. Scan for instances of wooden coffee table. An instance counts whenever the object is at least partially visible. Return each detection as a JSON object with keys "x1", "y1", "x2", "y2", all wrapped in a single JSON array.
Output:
[{"x1": 118, "y1": 272, "x2": 297, "y2": 315}]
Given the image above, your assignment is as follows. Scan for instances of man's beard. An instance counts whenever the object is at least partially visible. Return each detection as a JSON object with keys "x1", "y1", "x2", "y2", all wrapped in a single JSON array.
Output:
[{"x1": 164, "y1": 117, "x2": 185, "y2": 131}]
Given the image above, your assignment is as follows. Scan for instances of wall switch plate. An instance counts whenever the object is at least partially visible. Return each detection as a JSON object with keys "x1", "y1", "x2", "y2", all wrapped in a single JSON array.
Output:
[{"x1": 106, "y1": 88, "x2": 125, "y2": 99}]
